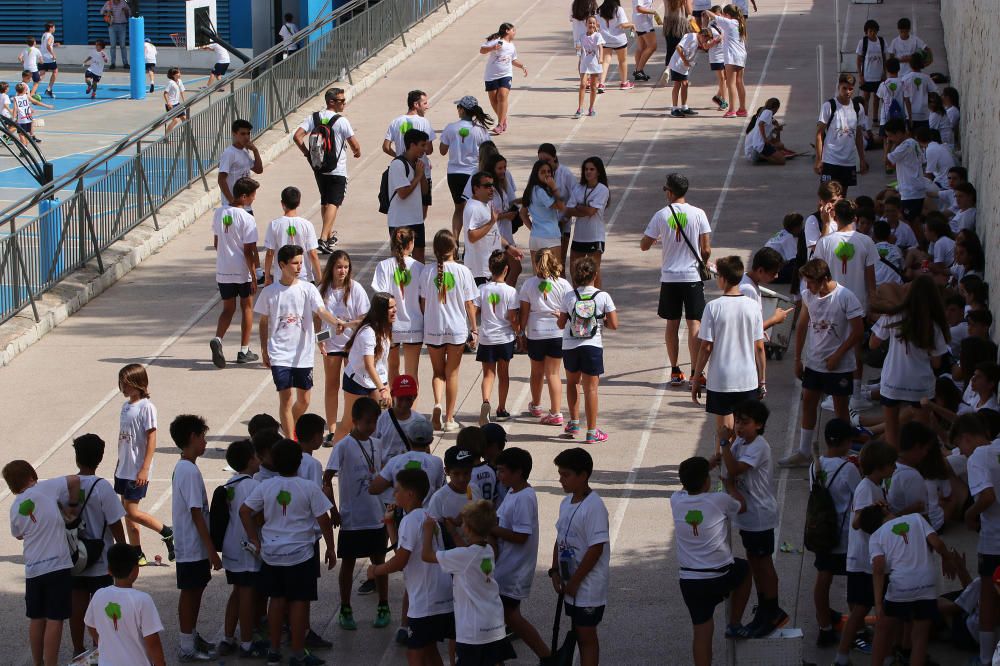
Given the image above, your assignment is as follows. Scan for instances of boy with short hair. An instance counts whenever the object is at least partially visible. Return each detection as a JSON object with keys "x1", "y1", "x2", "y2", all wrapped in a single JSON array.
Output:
[
  {"x1": 84, "y1": 543, "x2": 166, "y2": 666},
  {"x1": 882, "y1": 195, "x2": 918, "y2": 250},
  {"x1": 875, "y1": 58, "x2": 905, "y2": 170},
  {"x1": 252, "y1": 428, "x2": 283, "y2": 482},
  {"x1": 965, "y1": 422, "x2": 1000, "y2": 665},
  {"x1": 883, "y1": 118, "x2": 929, "y2": 222},
  {"x1": 219, "y1": 118, "x2": 263, "y2": 209},
  {"x1": 718, "y1": 400, "x2": 788, "y2": 637},
  {"x1": 550, "y1": 447, "x2": 610, "y2": 666},
  {"x1": 211, "y1": 176, "x2": 261, "y2": 369},
  {"x1": 873, "y1": 219, "x2": 905, "y2": 286},
  {"x1": 39, "y1": 23, "x2": 58, "y2": 98},
  {"x1": 369, "y1": 418, "x2": 444, "y2": 500},
  {"x1": 671, "y1": 455, "x2": 752, "y2": 666},
  {"x1": 738, "y1": 247, "x2": 793, "y2": 331},
  {"x1": 888, "y1": 17, "x2": 930, "y2": 76},
  {"x1": 371, "y1": 374, "x2": 431, "y2": 498},
  {"x1": 482, "y1": 423, "x2": 509, "y2": 505},
  {"x1": 83, "y1": 40, "x2": 108, "y2": 99},
  {"x1": 901, "y1": 52, "x2": 937, "y2": 131},
  {"x1": 18, "y1": 36, "x2": 42, "y2": 97},
  {"x1": 948, "y1": 412, "x2": 991, "y2": 500},
  {"x1": 855, "y1": 20, "x2": 886, "y2": 120},
  {"x1": 169, "y1": 414, "x2": 222, "y2": 662},
  {"x1": 458, "y1": 426, "x2": 498, "y2": 505},
  {"x1": 5, "y1": 462, "x2": 81, "y2": 666},
  {"x1": 264, "y1": 186, "x2": 321, "y2": 286},
  {"x1": 323, "y1": 397, "x2": 392, "y2": 630},
  {"x1": 427, "y1": 446, "x2": 483, "y2": 549},
  {"x1": 241, "y1": 440, "x2": 336, "y2": 666},
  {"x1": 888, "y1": 421, "x2": 934, "y2": 517},
  {"x1": 248, "y1": 413, "x2": 281, "y2": 438}
]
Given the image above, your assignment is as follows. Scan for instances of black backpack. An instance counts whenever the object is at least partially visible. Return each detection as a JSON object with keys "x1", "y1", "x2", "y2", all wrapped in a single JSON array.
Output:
[
  {"x1": 804, "y1": 461, "x2": 850, "y2": 553},
  {"x1": 378, "y1": 156, "x2": 411, "y2": 214},
  {"x1": 209, "y1": 475, "x2": 250, "y2": 552},
  {"x1": 307, "y1": 112, "x2": 343, "y2": 173},
  {"x1": 860, "y1": 36, "x2": 885, "y2": 65}
]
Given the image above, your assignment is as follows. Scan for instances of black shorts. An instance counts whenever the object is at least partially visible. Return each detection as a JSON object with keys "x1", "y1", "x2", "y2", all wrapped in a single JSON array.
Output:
[
  {"x1": 883, "y1": 598, "x2": 936, "y2": 621},
  {"x1": 337, "y1": 527, "x2": 387, "y2": 560},
  {"x1": 271, "y1": 366, "x2": 314, "y2": 392},
  {"x1": 260, "y1": 558, "x2": 318, "y2": 601},
  {"x1": 820, "y1": 163, "x2": 858, "y2": 191},
  {"x1": 657, "y1": 281, "x2": 706, "y2": 321},
  {"x1": 710, "y1": 62, "x2": 725, "y2": 71},
  {"x1": 485, "y1": 77, "x2": 513, "y2": 92},
  {"x1": 570, "y1": 240, "x2": 605, "y2": 254},
  {"x1": 389, "y1": 223, "x2": 426, "y2": 249},
  {"x1": 314, "y1": 173, "x2": 347, "y2": 207},
  {"x1": 739, "y1": 528, "x2": 775, "y2": 557},
  {"x1": 813, "y1": 551, "x2": 847, "y2": 575},
  {"x1": 636, "y1": 30, "x2": 653, "y2": 36},
  {"x1": 423, "y1": 178, "x2": 433, "y2": 206},
  {"x1": 39, "y1": 62, "x2": 57, "y2": 72},
  {"x1": 477, "y1": 341, "x2": 515, "y2": 363},
  {"x1": 17, "y1": 121, "x2": 32, "y2": 135},
  {"x1": 900, "y1": 198, "x2": 923, "y2": 222},
  {"x1": 165, "y1": 103, "x2": 188, "y2": 118},
  {"x1": 225, "y1": 569, "x2": 259, "y2": 587},
  {"x1": 25, "y1": 568, "x2": 72, "y2": 620},
  {"x1": 145, "y1": 63, "x2": 156, "y2": 73},
  {"x1": 114, "y1": 476, "x2": 148, "y2": 501},
  {"x1": 860, "y1": 81, "x2": 879, "y2": 93},
  {"x1": 910, "y1": 119, "x2": 930, "y2": 132},
  {"x1": 27, "y1": 71, "x2": 40, "y2": 83},
  {"x1": 669, "y1": 70, "x2": 689, "y2": 82},
  {"x1": 212, "y1": 62, "x2": 230, "y2": 77},
  {"x1": 846, "y1": 571, "x2": 874, "y2": 608},
  {"x1": 176, "y1": 559, "x2": 211, "y2": 590},
  {"x1": 218, "y1": 281, "x2": 252, "y2": 300},
  {"x1": 607, "y1": 44, "x2": 628, "y2": 52},
  {"x1": 801, "y1": 367, "x2": 853, "y2": 397},
  {"x1": 499, "y1": 595, "x2": 521, "y2": 609},
  {"x1": 407, "y1": 612, "x2": 456, "y2": 649},
  {"x1": 85, "y1": 70, "x2": 101, "y2": 83},
  {"x1": 564, "y1": 602, "x2": 605, "y2": 627},
  {"x1": 880, "y1": 395, "x2": 919, "y2": 408},
  {"x1": 563, "y1": 345, "x2": 604, "y2": 376},
  {"x1": 71, "y1": 574, "x2": 113, "y2": 594},
  {"x1": 526, "y1": 337, "x2": 563, "y2": 361},
  {"x1": 706, "y1": 389, "x2": 759, "y2": 417},
  {"x1": 447, "y1": 173, "x2": 471, "y2": 205},
  {"x1": 342, "y1": 371, "x2": 372, "y2": 396},
  {"x1": 456, "y1": 637, "x2": 517, "y2": 665},
  {"x1": 977, "y1": 553, "x2": 1000, "y2": 577},
  {"x1": 678, "y1": 558, "x2": 750, "y2": 625}
]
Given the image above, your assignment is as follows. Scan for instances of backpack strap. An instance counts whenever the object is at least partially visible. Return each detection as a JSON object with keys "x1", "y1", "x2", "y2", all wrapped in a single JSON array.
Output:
[
  {"x1": 225, "y1": 475, "x2": 251, "y2": 487},
  {"x1": 810, "y1": 459, "x2": 850, "y2": 490},
  {"x1": 387, "y1": 409, "x2": 412, "y2": 452},
  {"x1": 66, "y1": 479, "x2": 102, "y2": 530}
]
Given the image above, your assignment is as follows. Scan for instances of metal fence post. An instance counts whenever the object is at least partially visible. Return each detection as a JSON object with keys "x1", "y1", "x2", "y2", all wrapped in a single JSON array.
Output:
[{"x1": 391, "y1": 1, "x2": 408, "y2": 47}]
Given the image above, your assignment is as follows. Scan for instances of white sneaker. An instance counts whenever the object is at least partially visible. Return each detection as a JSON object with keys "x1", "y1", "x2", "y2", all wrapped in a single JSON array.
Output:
[
  {"x1": 777, "y1": 451, "x2": 811, "y2": 468},
  {"x1": 820, "y1": 395, "x2": 834, "y2": 411},
  {"x1": 479, "y1": 401, "x2": 491, "y2": 426},
  {"x1": 849, "y1": 395, "x2": 875, "y2": 412},
  {"x1": 442, "y1": 420, "x2": 460, "y2": 432},
  {"x1": 178, "y1": 649, "x2": 214, "y2": 662}
]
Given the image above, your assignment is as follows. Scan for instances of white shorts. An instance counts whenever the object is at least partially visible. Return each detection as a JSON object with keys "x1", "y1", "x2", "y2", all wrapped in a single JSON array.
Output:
[
  {"x1": 529, "y1": 236, "x2": 561, "y2": 252},
  {"x1": 724, "y1": 47, "x2": 747, "y2": 68}
]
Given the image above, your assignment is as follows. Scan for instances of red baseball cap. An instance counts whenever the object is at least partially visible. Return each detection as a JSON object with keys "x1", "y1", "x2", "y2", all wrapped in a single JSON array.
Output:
[{"x1": 392, "y1": 374, "x2": 418, "y2": 397}]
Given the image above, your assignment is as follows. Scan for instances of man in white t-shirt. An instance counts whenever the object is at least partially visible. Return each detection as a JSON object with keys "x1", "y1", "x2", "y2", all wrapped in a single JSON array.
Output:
[
  {"x1": 815, "y1": 74, "x2": 869, "y2": 196},
  {"x1": 463, "y1": 171, "x2": 523, "y2": 282},
  {"x1": 218, "y1": 118, "x2": 263, "y2": 211},
  {"x1": 387, "y1": 129, "x2": 430, "y2": 263},
  {"x1": 201, "y1": 42, "x2": 232, "y2": 86},
  {"x1": 263, "y1": 186, "x2": 321, "y2": 285},
  {"x1": 384, "y1": 90, "x2": 437, "y2": 221},
  {"x1": 278, "y1": 13, "x2": 299, "y2": 56},
  {"x1": 640, "y1": 173, "x2": 712, "y2": 387},
  {"x1": 293, "y1": 88, "x2": 361, "y2": 252}
]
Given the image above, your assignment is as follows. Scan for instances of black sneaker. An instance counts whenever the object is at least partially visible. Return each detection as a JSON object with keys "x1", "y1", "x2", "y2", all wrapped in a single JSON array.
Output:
[
  {"x1": 162, "y1": 527, "x2": 176, "y2": 562},
  {"x1": 358, "y1": 578, "x2": 377, "y2": 595},
  {"x1": 670, "y1": 109, "x2": 685, "y2": 118},
  {"x1": 751, "y1": 607, "x2": 789, "y2": 638},
  {"x1": 149, "y1": 84, "x2": 155, "y2": 93},
  {"x1": 712, "y1": 94, "x2": 723, "y2": 106},
  {"x1": 305, "y1": 628, "x2": 333, "y2": 649},
  {"x1": 816, "y1": 627, "x2": 839, "y2": 647},
  {"x1": 236, "y1": 349, "x2": 259, "y2": 364},
  {"x1": 109, "y1": 64, "x2": 116, "y2": 70},
  {"x1": 395, "y1": 627, "x2": 408, "y2": 645},
  {"x1": 210, "y1": 338, "x2": 226, "y2": 368},
  {"x1": 681, "y1": 108, "x2": 699, "y2": 116},
  {"x1": 44, "y1": 88, "x2": 54, "y2": 98}
]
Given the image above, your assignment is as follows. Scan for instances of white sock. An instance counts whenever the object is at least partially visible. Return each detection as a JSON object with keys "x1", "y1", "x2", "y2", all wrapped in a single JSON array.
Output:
[
  {"x1": 179, "y1": 632, "x2": 195, "y2": 653},
  {"x1": 980, "y1": 631, "x2": 995, "y2": 664},
  {"x1": 799, "y1": 428, "x2": 814, "y2": 457},
  {"x1": 835, "y1": 653, "x2": 850, "y2": 665},
  {"x1": 240, "y1": 345, "x2": 249, "y2": 354},
  {"x1": 240, "y1": 640, "x2": 253, "y2": 651},
  {"x1": 853, "y1": 379, "x2": 862, "y2": 396},
  {"x1": 213, "y1": 336, "x2": 222, "y2": 343},
  {"x1": 683, "y1": 104, "x2": 689, "y2": 110}
]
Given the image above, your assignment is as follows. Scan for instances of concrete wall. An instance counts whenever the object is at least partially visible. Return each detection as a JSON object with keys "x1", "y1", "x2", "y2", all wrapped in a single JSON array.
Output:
[{"x1": 940, "y1": 0, "x2": 1000, "y2": 313}]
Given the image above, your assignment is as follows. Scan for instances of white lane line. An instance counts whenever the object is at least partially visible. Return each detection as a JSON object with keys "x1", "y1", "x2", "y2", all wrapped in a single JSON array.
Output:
[{"x1": 773, "y1": 383, "x2": 804, "y2": 556}]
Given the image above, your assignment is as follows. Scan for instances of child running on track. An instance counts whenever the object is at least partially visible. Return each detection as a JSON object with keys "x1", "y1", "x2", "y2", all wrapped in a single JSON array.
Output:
[{"x1": 480, "y1": 23, "x2": 527, "y2": 136}]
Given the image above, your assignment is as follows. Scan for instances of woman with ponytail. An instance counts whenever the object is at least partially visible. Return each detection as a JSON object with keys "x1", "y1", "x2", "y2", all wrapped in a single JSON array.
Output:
[
  {"x1": 372, "y1": 227, "x2": 425, "y2": 382},
  {"x1": 440, "y1": 96, "x2": 494, "y2": 246},
  {"x1": 706, "y1": 4, "x2": 748, "y2": 118},
  {"x1": 480, "y1": 22, "x2": 527, "y2": 136},
  {"x1": 418, "y1": 230, "x2": 479, "y2": 431}
]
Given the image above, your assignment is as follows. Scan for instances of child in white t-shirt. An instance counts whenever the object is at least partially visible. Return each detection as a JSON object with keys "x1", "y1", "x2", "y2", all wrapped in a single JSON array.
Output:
[
  {"x1": 888, "y1": 17, "x2": 929, "y2": 76},
  {"x1": 84, "y1": 544, "x2": 166, "y2": 666},
  {"x1": 143, "y1": 39, "x2": 157, "y2": 92},
  {"x1": 427, "y1": 446, "x2": 483, "y2": 548},
  {"x1": 575, "y1": 16, "x2": 604, "y2": 119},
  {"x1": 83, "y1": 41, "x2": 108, "y2": 99},
  {"x1": 668, "y1": 30, "x2": 710, "y2": 117},
  {"x1": 18, "y1": 36, "x2": 43, "y2": 96},
  {"x1": 945, "y1": 413, "x2": 991, "y2": 521},
  {"x1": 966, "y1": 429, "x2": 1000, "y2": 665},
  {"x1": 856, "y1": 20, "x2": 886, "y2": 120},
  {"x1": 902, "y1": 54, "x2": 938, "y2": 126},
  {"x1": 744, "y1": 98, "x2": 788, "y2": 164},
  {"x1": 478, "y1": 250, "x2": 520, "y2": 424},
  {"x1": 458, "y1": 428, "x2": 498, "y2": 506},
  {"x1": 202, "y1": 41, "x2": 231, "y2": 85},
  {"x1": 264, "y1": 187, "x2": 321, "y2": 286},
  {"x1": 163, "y1": 67, "x2": 187, "y2": 134},
  {"x1": 888, "y1": 421, "x2": 935, "y2": 519},
  {"x1": 373, "y1": 228, "x2": 425, "y2": 379},
  {"x1": 368, "y1": 414, "x2": 442, "y2": 502}
]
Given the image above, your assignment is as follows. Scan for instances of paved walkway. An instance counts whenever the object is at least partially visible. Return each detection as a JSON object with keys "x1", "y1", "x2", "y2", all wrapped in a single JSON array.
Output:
[{"x1": 0, "y1": 1, "x2": 971, "y2": 664}]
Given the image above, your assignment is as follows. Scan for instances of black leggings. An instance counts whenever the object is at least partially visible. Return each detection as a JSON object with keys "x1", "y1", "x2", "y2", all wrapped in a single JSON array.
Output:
[{"x1": 664, "y1": 34, "x2": 683, "y2": 67}]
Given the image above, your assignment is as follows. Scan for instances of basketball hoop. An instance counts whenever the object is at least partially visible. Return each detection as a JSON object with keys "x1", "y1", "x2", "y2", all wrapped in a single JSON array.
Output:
[{"x1": 169, "y1": 32, "x2": 184, "y2": 48}]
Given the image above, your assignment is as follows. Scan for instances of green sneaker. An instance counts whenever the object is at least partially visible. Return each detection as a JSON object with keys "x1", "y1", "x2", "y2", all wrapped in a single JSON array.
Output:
[
  {"x1": 373, "y1": 604, "x2": 391, "y2": 628},
  {"x1": 337, "y1": 608, "x2": 357, "y2": 631}
]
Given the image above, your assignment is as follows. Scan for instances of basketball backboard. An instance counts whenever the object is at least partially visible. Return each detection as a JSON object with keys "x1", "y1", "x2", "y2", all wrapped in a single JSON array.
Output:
[{"x1": 184, "y1": 0, "x2": 218, "y2": 50}]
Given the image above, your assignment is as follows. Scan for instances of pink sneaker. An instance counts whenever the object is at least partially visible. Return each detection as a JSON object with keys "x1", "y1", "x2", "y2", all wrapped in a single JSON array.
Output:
[
  {"x1": 564, "y1": 420, "x2": 581, "y2": 437},
  {"x1": 527, "y1": 403, "x2": 544, "y2": 418},
  {"x1": 585, "y1": 428, "x2": 609, "y2": 444},
  {"x1": 722, "y1": 110, "x2": 737, "y2": 119},
  {"x1": 619, "y1": 81, "x2": 635, "y2": 90},
  {"x1": 735, "y1": 108, "x2": 749, "y2": 117},
  {"x1": 540, "y1": 412, "x2": 564, "y2": 426}
]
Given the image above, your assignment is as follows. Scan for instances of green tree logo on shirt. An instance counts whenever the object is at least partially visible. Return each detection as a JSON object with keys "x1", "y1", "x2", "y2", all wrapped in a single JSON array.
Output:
[
  {"x1": 888, "y1": 82, "x2": 898, "y2": 92},
  {"x1": 488, "y1": 292, "x2": 500, "y2": 313},
  {"x1": 226, "y1": 486, "x2": 236, "y2": 502},
  {"x1": 458, "y1": 127, "x2": 470, "y2": 143},
  {"x1": 393, "y1": 267, "x2": 412, "y2": 299},
  {"x1": 892, "y1": 522, "x2": 910, "y2": 544},
  {"x1": 286, "y1": 224, "x2": 297, "y2": 238},
  {"x1": 537, "y1": 279, "x2": 553, "y2": 301},
  {"x1": 834, "y1": 241, "x2": 856, "y2": 273},
  {"x1": 276, "y1": 490, "x2": 292, "y2": 516},
  {"x1": 878, "y1": 246, "x2": 890, "y2": 259},
  {"x1": 18, "y1": 499, "x2": 36, "y2": 523},
  {"x1": 222, "y1": 214, "x2": 233, "y2": 232},
  {"x1": 400, "y1": 119, "x2": 413, "y2": 135},
  {"x1": 667, "y1": 211, "x2": 689, "y2": 242},
  {"x1": 914, "y1": 77, "x2": 922, "y2": 89},
  {"x1": 684, "y1": 510, "x2": 703, "y2": 536},
  {"x1": 434, "y1": 272, "x2": 456, "y2": 292},
  {"x1": 105, "y1": 602, "x2": 122, "y2": 631},
  {"x1": 404, "y1": 460, "x2": 422, "y2": 471},
  {"x1": 480, "y1": 557, "x2": 494, "y2": 581}
]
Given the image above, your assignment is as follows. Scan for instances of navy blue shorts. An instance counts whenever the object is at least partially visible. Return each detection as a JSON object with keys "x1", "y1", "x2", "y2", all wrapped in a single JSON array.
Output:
[
  {"x1": 880, "y1": 395, "x2": 919, "y2": 408},
  {"x1": 847, "y1": 571, "x2": 874, "y2": 608},
  {"x1": 813, "y1": 551, "x2": 847, "y2": 574},
  {"x1": 114, "y1": 476, "x2": 148, "y2": 501},
  {"x1": 260, "y1": 558, "x2": 317, "y2": 601},
  {"x1": 176, "y1": 559, "x2": 211, "y2": 590},
  {"x1": 406, "y1": 612, "x2": 455, "y2": 649},
  {"x1": 669, "y1": 70, "x2": 688, "y2": 82},
  {"x1": 563, "y1": 345, "x2": 604, "y2": 376},
  {"x1": 271, "y1": 366, "x2": 313, "y2": 392},
  {"x1": 570, "y1": 240, "x2": 605, "y2": 255},
  {"x1": 39, "y1": 62, "x2": 57, "y2": 72},
  {"x1": 337, "y1": 527, "x2": 387, "y2": 560},
  {"x1": 85, "y1": 70, "x2": 101, "y2": 83},
  {"x1": 900, "y1": 198, "x2": 923, "y2": 222},
  {"x1": 678, "y1": 558, "x2": 749, "y2": 625},
  {"x1": 860, "y1": 81, "x2": 879, "y2": 93},
  {"x1": 883, "y1": 598, "x2": 936, "y2": 620},
  {"x1": 25, "y1": 568, "x2": 72, "y2": 620},
  {"x1": 739, "y1": 528, "x2": 775, "y2": 557},
  {"x1": 144, "y1": 63, "x2": 155, "y2": 72},
  {"x1": 212, "y1": 62, "x2": 230, "y2": 77},
  {"x1": 218, "y1": 281, "x2": 252, "y2": 300},
  {"x1": 477, "y1": 341, "x2": 515, "y2": 363},
  {"x1": 526, "y1": 337, "x2": 563, "y2": 361},
  {"x1": 485, "y1": 76, "x2": 512, "y2": 92},
  {"x1": 706, "y1": 389, "x2": 759, "y2": 416},
  {"x1": 801, "y1": 367, "x2": 853, "y2": 397},
  {"x1": 564, "y1": 602, "x2": 605, "y2": 627},
  {"x1": 710, "y1": 62, "x2": 725, "y2": 71},
  {"x1": 456, "y1": 637, "x2": 517, "y2": 665},
  {"x1": 225, "y1": 569, "x2": 259, "y2": 587},
  {"x1": 342, "y1": 371, "x2": 372, "y2": 396}
]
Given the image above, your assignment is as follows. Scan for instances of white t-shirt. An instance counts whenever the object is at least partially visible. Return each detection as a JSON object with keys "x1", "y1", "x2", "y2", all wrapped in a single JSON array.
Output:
[
  {"x1": 555, "y1": 491, "x2": 610, "y2": 606},
  {"x1": 813, "y1": 230, "x2": 877, "y2": 311},
  {"x1": 801, "y1": 284, "x2": 865, "y2": 374},
  {"x1": 872, "y1": 314, "x2": 949, "y2": 402},
  {"x1": 737, "y1": 274, "x2": 761, "y2": 309},
  {"x1": 765, "y1": 229, "x2": 799, "y2": 262},
  {"x1": 242, "y1": 475, "x2": 332, "y2": 566},
  {"x1": 440, "y1": 120, "x2": 490, "y2": 175},
  {"x1": 948, "y1": 451, "x2": 969, "y2": 485},
  {"x1": 387, "y1": 157, "x2": 423, "y2": 229},
  {"x1": 745, "y1": 108, "x2": 774, "y2": 160},
  {"x1": 856, "y1": 36, "x2": 886, "y2": 82},
  {"x1": 568, "y1": 183, "x2": 610, "y2": 244},
  {"x1": 482, "y1": 38, "x2": 517, "y2": 81},
  {"x1": 888, "y1": 138, "x2": 927, "y2": 200},
  {"x1": 869, "y1": 514, "x2": 937, "y2": 601},
  {"x1": 296, "y1": 112, "x2": 355, "y2": 177},
  {"x1": 924, "y1": 142, "x2": 955, "y2": 187},
  {"x1": 578, "y1": 31, "x2": 606, "y2": 74},
  {"x1": 9, "y1": 478, "x2": 71, "y2": 578},
  {"x1": 471, "y1": 463, "x2": 498, "y2": 505},
  {"x1": 561, "y1": 286, "x2": 616, "y2": 351},
  {"x1": 707, "y1": 20, "x2": 725, "y2": 64},
  {"x1": 598, "y1": 6, "x2": 629, "y2": 48},
  {"x1": 929, "y1": 110, "x2": 954, "y2": 147},
  {"x1": 642, "y1": 203, "x2": 712, "y2": 283},
  {"x1": 20, "y1": 46, "x2": 41, "y2": 71},
  {"x1": 84, "y1": 586, "x2": 163, "y2": 666},
  {"x1": 901, "y1": 71, "x2": 937, "y2": 120},
  {"x1": 520, "y1": 276, "x2": 572, "y2": 340},
  {"x1": 379, "y1": 450, "x2": 445, "y2": 501},
  {"x1": 495, "y1": 486, "x2": 540, "y2": 600},
  {"x1": 890, "y1": 219, "x2": 918, "y2": 251},
  {"x1": 479, "y1": 282, "x2": 518, "y2": 346},
  {"x1": 418, "y1": 261, "x2": 479, "y2": 346},
  {"x1": 847, "y1": 477, "x2": 885, "y2": 573},
  {"x1": 384, "y1": 114, "x2": 436, "y2": 170},
  {"x1": 164, "y1": 78, "x2": 184, "y2": 106},
  {"x1": 463, "y1": 198, "x2": 502, "y2": 278},
  {"x1": 968, "y1": 441, "x2": 1000, "y2": 555},
  {"x1": 887, "y1": 462, "x2": 927, "y2": 517},
  {"x1": 427, "y1": 483, "x2": 482, "y2": 521},
  {"x1": 727, "y1": 436, "x2": 778, "y2": 531},
  {"x1": 320, "y1": 281, "x2": 369, "y2": 354},
  {"x1": 372, "y1": 257, "x2": 424, "y2": 344},
  {"x1": 929, "y1": 235, "x2": 955, "y2": 267},
  {"x1": 278, "y1": 22, "x2": 299, "y2": 50},
  {"x1": 253, "y1": 280, "x2": 326, "y2": 368},
  {"x1": 326, "y1": 435, "x2": 385, "y2": 530},
  {"x1": 0, "y1": 92, "x2": 11, "y2": 119},
  {"x1": 888, "y1": 34, "x2": 927, "y2": 75},
  {"x1": 668, "y1": 33, "x2": 701, "y2": 76},
  {"x1": 670, "y1": 489, "x2": 740, "y2": 580},
  {"x1": 715, "y1": 14, "x2": 746, "y2": 65},
  {"x1": 264, "y1": 216, "x2": 318, "y2": 282},
  {"x1": 86, "y1": 49, "x2": 107, "y2": 76},
  {"x1": 220, "y1": 474, "x2": 260, "y2": 573},
  {"x1": 344, "y1": 325, "x2": 389, "y2": 390},
  {"x1": 819, "y1": 99, "x2": 865, "y2": 167},
  {"x1": 950, "y1": 206, "x2": 977, "y2": 236},
  {"x1": 436, "y1": 544, "x2": 506, "y2": 644},
  {"x1": 371, "y1": 410, "x2": 423, "y2": 473},
  {"x1": 875, "y1": 77, "x2": 905, "y2": 125},
  {"x1": 116, "y1": 398, "x2": 157, "y2": 481},
  {"x1": 41, "y1": 33, "x2": 56, "y2": 63},
  {"x1": 925, "y1": 478, "x2": 952, "y2": 530},
  {"x1": 208, "y1": 42, "x2": 230, "y2": 64},
  {"x1": 810, "y1": 457, "x2": 861, "y2": 553},
  {"x1": 77, "y1": 476, "x2": 127, "y2": 577},
  {"x1": 632, "y1": 0, "x2": 656, "y2": 32},
  {"x1": 217, "y1": 146, "x2": 256, "y2": 205},
  {"x1": 171, "y1": 459, "x2": 209, "y2": 564},
  {"x1": 398, "y1": 508, "x2": 454, "y2": 617},
  {"x1": 874, "y1": 242, "x2": 905, "y2": 286},
  {"x1": 212, "y1": 206, "x2": 257, "y2": 284},
  {"x1": 698, "y1": 295, "x2": 763, "y2": 392},
  {"x1": 143, "y1": 41, "x2": 156, "y2": 64},
  {"x1": 804, "y1": 212, "x2": 834, "y2": 249}
]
